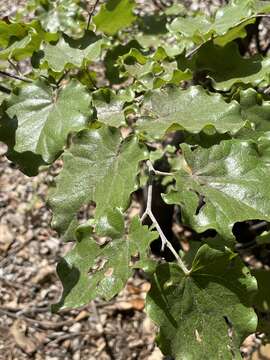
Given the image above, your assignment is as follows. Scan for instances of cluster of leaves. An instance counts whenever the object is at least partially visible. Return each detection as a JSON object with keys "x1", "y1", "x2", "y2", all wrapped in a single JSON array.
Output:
[{"x1": 2, "y1": 0, "x2": 270, "y2": 358}]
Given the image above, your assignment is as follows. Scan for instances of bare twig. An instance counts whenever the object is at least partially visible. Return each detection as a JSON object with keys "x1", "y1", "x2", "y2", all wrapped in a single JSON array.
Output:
[
  {"x1": 146, "y1": 160, "x2": 174, "y2": 177},
  {"x1": 56, "y1": 70, "x2": 70, "y2": 87},
  {"x1": 249, "y1": 221, "x2": 269, "y2": 232},
  {"x1": 86, "y1": 0, "x2": 100, "y2": 30},
  {"x1": 0, "y1": 70, "x2": 32, "y2": 83},
  {"x1": 141, "y1": 162, "x2": 190, "y2": 275}
]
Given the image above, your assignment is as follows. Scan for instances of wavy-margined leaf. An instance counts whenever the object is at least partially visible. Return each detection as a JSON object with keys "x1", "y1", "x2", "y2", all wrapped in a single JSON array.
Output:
[
  {"x1": 138, "y1": 86, "x2": 246, "y2": 139},
  {"x1": 104, "y1": 40, "x2": 142, "y2": 84},
  {"x1": 93, "y1": 0, "x2": 136, "y2": 36},
  {"x1": 190, "y1": 42, "x2": 270, "y2": 91},
  {"x1": 27, "y1": 0, "x2": 85, "y2": 35},
  {"x1": 0, "y1": 102, "x2": 45, "y2": 176},
  {"x1": 0, "y1": 21, "x2": 27, "y2": 47},
  {"x1": 38, "y1": 32, "x2": 104, "y2": 73},
  {"x1": 169, "y1": 0, "x2": 270, "y2": 46},
  {"x1": 164, "y1": 139, "x2": 270, "y2": 239},
  {"x1": 7, "y1": 79, "x2": 92, "y2": 163},
  {"x1": 0, "y1": 21, "x2": 58, "y2": 61},
  {"x1": 146, "y1": 244, "x2": 257, "y2": 360},
  {"x1": 92, "y1": 88, "x2": 134, "y2": 127},
  {"x1": 49, "y1": 127, "x2": 147, "y2": 240},
  {"x1": 238, "y1": 88, "x2": 270, "y2": 133},
  {"x1": 53, "y1": 216, "x2": 158, "y2": 310},
  {"x1": 120, "y1": 48, "x2": 192, "y2": 89}
]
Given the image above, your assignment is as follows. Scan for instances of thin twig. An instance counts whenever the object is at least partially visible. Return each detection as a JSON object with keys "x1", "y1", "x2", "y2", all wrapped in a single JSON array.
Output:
[
  {"x1": 141, "y1": 162, "x2": 190, "y2": 275},
  {"x1": 146, "y1": 160, "x2": 174, "y2": 177},
  {"x1": 0, "y1": 70, "x2": 32, "y2": 83},
  {"x1": 8, "y1": 59, "x2": 22, "y2": 76},
  {"x1": 249, "y1": 221, "x2": 269, "y2": 232},
  {"x1": 86, "y1": 0, "x2": 100, "y2": 30},
  {"x1": 56, "y1": 70, "x2": 70, "y2": 87}
]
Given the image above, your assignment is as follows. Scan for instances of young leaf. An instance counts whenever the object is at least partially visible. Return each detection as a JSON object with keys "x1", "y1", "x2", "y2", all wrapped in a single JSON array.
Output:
[
  {"x1": 93, "y1": 88, "x2": 134, "y2": 127},
  {"x1": 53, "y1": 216, "x2": 158, "y2": 310},
  {"x1": 146, "y1": 244, "x2": 257, "y2": 359},
  {"x1": 39, "y1": 32, "x2": 103, "y2": 73},
  {"x1": 169, "y1": 0, "x2": 270, "y2": 46},
  {"x1": 93, "y1": 0, "x2": 136, "y2": 36},
  {"x1": 164, "y1": 139, "x2": 270, "y2": 239},
  {"x1": 49, "y1": 127, "x2": 147, "y2": 240},
  {"x1": 0, "y1": 21, "x2": 27, "y2": 47},
  {"x1": 7, "y1": 79, "x2": 92, "y2": 163},
  {"x1": 0, "y1": 21, "x2": 58, "y2": 61},
  {"x1": 29, "y1": 0, "x2": 85, "y2": 35},
  {"x1": 138, "y1": 86, "x2": 246, "y2": 139}
]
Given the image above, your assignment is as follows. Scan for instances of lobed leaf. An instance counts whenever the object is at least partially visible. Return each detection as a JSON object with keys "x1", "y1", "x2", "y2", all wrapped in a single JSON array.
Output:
[
  {"x1": 190, "y1": 42, "x2": 270, "y2": 91},
  {"x1": 93, "y1": 0, "x2": 136, "y2": 36},
  {"x1": 138, "y1": 85, "x2": 246, "y2": 139},
  {"x1": 53, "y1": 216, "x2": 158, "y2": 310},
  {"x1": 146, "y1": 244, "x2": 257, "y2": 359},
  {"x1": 164, "y1": 139, "x2": 270, "y2": 239},
  {"x1": 49, "y1": 127, "x2": 147, "y2": 240},
  {"x1": 169, "y1": 0, "x2": 270, "y2": 47},
  {"x1": 7, "y1": 79, "x2": 92, "y2": 163},
  {"x1": 38, "y1": 32, "x2": 104, "y2": 73}
]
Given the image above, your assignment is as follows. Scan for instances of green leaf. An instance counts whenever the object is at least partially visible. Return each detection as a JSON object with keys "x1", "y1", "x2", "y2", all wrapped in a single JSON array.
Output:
[
  {"x1": 104, "y1": 40, "x2": 142, "y2": 84},
  {"x1": 53, "y1": 216, "x2": 158, "y2": 310},
  {"x1": 7, "y1": 79, "x2": 92, "y2": 163},
  {"x1": 146, "y1": 244, "x2": 257, "y2": 360},
  {"x1": 169, "y1": 0, "x2": 269, "y2": 46},
  {"x1": 93, "y1": 88, "x2": 134, "y2": 127},
  {"x1": 39, "y1": 32, "x2": 103, "y2": 73},
  {"x1": 164, "y1": 139, "x2": 270, "y2": 239},
  {"x1": 49, "y1": 127, "x2": 147, "y2": 240},
  {"x1": 0, "y1": 21, "x2": 58, "y2": 61},
  {"x1": 238, "y1": 88, "x2": 270, "y2": 132},
  {"x1": 138, "y1": 86, "x2": 246, "y2": 139},
  {"x1": 0, "y1": 21, "x2": 27, "y2": 47},
  {"x1": 95, "y1": 207, "x2": 125, "y2": 238},
  {"x1": 30, "y1": 0, "x2": 85, "y2": 35},
  {"x1": 191, "y1": 42, "x2": 270, "y2": 91},
  {"x1": 93, "y1": 0, "x2": 136, "y2": 36},
  {"x1": 120, "y1": 48, "x2": 192, "y2": 89},
  {"x1": 0, "y1": 102, "x2": 45, "y2": 175}
]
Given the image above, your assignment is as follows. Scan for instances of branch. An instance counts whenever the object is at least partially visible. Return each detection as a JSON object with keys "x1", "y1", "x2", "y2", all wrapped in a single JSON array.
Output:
[
  {"x1": 141, "y1": 161, "x2": 190, "y2": 275},
  {"x1": 86, "y1": 0, "x2": 100, "y2": 30},
  {"x1": 0, "y1": 70, "x2": 32, "y2": 83},
  {"x1": 146, "y1": 160, "x2": 174, "y2": 176}
]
